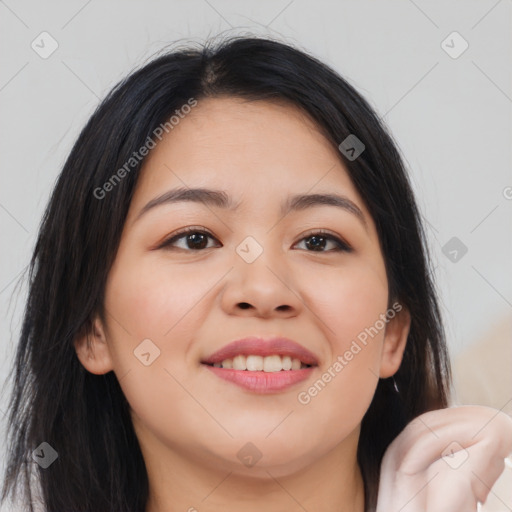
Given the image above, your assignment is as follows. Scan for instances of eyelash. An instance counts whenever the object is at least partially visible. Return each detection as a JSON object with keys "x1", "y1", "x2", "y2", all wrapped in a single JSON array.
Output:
[{"x1": 157, "y1": 226, "x2": 352, "y2": 253}]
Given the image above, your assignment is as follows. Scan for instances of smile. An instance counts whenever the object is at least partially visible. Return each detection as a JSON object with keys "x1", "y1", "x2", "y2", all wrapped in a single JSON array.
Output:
[
  {"x1": 202, "y1": 356, "x2": 315, "y2": 393},
  {"x1": 204, "y1": 354, "x2": 312, "y2": 371},
  {"x1": 201, "y1": 336, "x2": 319, "y2": 393}
]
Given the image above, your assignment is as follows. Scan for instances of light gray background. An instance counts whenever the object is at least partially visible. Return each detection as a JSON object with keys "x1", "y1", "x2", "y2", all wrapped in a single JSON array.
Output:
[{"x1": 0, "y1": 0, "x2": 511, "y2": 507}]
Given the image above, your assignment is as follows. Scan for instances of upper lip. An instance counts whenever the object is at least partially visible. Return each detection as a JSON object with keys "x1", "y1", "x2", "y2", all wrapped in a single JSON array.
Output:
[{"x1": 201, "y1": 336, "x2": 319, "y2": 366}]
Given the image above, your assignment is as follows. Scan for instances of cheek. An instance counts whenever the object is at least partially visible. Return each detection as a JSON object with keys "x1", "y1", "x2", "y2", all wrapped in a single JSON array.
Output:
[
  {"x1": 289, "y1": 261, "x2": 387, "y2": 430},
  {"x1": 103, "y1": 253, "x2": 217, "y2": 361},
  {"x1": 101, "y1": 253, "x2": 222, "y2": 419},
  {"x1": 102, "y1": 255, "x2": 216, "y2": 447},
  {"x1": 307, "y1": 258, "x2": 389, "y2": 350}
]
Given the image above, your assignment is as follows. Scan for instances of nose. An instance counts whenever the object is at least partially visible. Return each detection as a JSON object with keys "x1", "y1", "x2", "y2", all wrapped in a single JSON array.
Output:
[{"x1": 220, "y1": 244, "x2": 302, "y2": 319}]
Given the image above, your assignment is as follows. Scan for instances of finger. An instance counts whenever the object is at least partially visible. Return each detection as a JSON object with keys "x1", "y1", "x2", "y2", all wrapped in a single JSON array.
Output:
[
  {"x1": 377, "y1": 407, "x2": 512, "y2": 512},
  {"x1": 461, "y1": 443, "x2": 507, "y2": 504},
  {"x1": 386, "y1": 407, "x2": 512, "y2": 476},
  {"x1": 376, "y1": 474, "x2": 428, "y2": 512},
  {"x1": 423, "y1": 468, "x2": 478, "y2": 512}
]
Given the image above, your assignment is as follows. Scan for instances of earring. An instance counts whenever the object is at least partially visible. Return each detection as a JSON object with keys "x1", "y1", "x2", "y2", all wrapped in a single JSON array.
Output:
[{"x1": 392, "y1": 376, "x2": 399, "y2": 393}]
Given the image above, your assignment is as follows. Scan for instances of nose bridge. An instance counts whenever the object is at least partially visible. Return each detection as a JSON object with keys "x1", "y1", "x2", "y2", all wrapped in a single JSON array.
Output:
[
  {"x1": 221, "y1": 229, "x2": 300, "y2": 316},
  {"x1": 235, "y1": 230, "x2": 285, "y2": 279}
]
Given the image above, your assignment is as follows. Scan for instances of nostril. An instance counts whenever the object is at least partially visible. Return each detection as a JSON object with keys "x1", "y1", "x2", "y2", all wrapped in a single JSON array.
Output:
[{"x1": 238, "y1": 303, "x2": 251, "y2": 309}]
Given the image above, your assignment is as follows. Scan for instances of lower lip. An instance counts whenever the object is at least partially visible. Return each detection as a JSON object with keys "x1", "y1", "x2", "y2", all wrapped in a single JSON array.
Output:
[{"x1": 203, "y1": 365, "x2": 315, "y2": 393}]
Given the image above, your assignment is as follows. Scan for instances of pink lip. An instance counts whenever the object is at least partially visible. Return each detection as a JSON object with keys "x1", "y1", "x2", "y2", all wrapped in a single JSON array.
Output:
[
  {"x1": 201, "y1": 336, "x2": 319, "y2": 366},
  {"x1": 201, "y1": 336, "x2": 319, "y2": 394},
  {"x1": 204, "y1": 366, "x2": 315, "y2": 393}
]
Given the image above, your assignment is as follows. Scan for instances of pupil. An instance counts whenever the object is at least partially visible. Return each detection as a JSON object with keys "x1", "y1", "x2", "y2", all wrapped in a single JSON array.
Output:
[
  {"x1": 306, "y1": 235, "x2": 325, "y2": 251},
  {"x1": 188, "y1": 233, "x2": 207, "y2": 249}
]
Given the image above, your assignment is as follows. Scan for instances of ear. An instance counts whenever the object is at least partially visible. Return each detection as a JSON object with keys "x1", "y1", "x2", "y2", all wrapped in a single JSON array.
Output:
[
  {"x1": 74, "y1": 315, "x2": 114, "y2": 375},
  {"x1": 379, "y1": 304, "x2": 411, "y2": 378}
]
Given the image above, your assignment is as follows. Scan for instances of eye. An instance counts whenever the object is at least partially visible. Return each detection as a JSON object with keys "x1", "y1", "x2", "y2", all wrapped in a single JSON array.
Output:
[
  {"x1": 294, "y1": 230, "x2": 352, "y2": 253},
  {"x1": 158, "y1": 227, "x2": 352, "y2": 253},
  {"x1": 158, "y1": 227, "x2": 220, "y2": 251}
]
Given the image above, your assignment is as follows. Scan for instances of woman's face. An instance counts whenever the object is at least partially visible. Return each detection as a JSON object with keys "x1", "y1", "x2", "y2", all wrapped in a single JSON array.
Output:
[{"x1": 76, "y1": 97, "x2": 410, "y2": 478}]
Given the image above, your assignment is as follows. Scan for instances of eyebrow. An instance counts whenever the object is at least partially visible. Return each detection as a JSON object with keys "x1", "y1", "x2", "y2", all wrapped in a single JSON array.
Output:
[{"x1": 134, "y1": 186, "x2": 368, "y2": 230}]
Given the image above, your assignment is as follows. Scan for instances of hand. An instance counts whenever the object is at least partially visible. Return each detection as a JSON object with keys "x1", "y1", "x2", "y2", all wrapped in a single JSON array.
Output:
[{"x1": 375, "y1": 405, "x2": 512, "y2": 512}]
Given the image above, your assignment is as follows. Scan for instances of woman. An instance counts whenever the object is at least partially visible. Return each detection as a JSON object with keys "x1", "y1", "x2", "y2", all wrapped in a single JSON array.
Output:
[{"x1": 2, "y1": 36, "x2": 511, "y2": 512}]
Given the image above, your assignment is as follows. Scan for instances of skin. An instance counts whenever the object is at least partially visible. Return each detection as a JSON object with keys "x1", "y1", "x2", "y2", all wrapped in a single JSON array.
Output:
[
  {"x1": 74, "y1": 97, "x2": 411, "y2": 512},
  {"x1": 376, "y1": 405, "x2": 512, "y2": 512}
]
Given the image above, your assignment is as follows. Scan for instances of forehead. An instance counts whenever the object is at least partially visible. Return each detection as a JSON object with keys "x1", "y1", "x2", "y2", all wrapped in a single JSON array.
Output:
[
  {"x1": 127, "y1": 97, "x2": 370, "y2": 222},
  {"x1": 146, "y1": 97, "x2": 337, "y2": 167}
]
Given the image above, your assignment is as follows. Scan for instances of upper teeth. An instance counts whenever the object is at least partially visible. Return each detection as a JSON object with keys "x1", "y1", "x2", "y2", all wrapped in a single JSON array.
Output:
[{"x1": 212, "y1": 355, "x2": 307, "y2": 372}]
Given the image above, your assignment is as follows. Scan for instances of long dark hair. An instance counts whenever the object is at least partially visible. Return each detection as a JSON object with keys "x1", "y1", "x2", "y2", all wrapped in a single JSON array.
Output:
[{"x1": 1, "y1": 36, "x2": 451, "y2": 512}]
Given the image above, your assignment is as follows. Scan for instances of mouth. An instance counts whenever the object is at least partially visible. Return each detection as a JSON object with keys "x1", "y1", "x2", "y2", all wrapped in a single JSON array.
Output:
[
  {"x1": 202, "y1": 354, "x2": 313, "y2": 371},
  {"x1": 200, "y1": 336, "x2": 318, "y2": 393}
]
